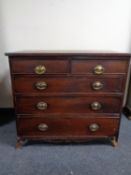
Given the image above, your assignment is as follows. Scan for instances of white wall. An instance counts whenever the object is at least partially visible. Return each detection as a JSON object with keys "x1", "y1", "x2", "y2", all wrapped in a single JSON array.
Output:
[{"x1": 0, "y1": 0, "x2": 131, "y2": 107}]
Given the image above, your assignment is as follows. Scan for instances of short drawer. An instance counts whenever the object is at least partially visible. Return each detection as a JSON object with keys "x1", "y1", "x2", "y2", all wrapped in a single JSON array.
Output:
[
  {"x1": 15, "y1": 96, "x2": 122, "y2": 114},
  {"x1": 13, "y1": 75, "x2": 125, "y2": 94},
  {"x1": 72, "y1": 59, "x2": 128, "y2": 74},
  {"x1": 17, "y1": 117, "x2": 119, "y2": 138},
  {"x1": 10, "y1": 58, "x2": 69, "y2": 74}
]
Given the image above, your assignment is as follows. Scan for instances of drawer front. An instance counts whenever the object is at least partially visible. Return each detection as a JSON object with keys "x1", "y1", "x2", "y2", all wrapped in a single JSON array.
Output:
[
  {"x1": 16, "y1": 96, "x2": 122, "y2": 114},
  {"x1": 17, "y1": 117, "x2": 119, "y2": 137},
  {"x1": 11, "y1": 59, "x2": 69, "y2": 74},
  {"x1": 13, "y1": 76, "x2": 125, "y2": 94},
  {"x1": 72, "y1": 60, "x2": 128, "y2": 74}
]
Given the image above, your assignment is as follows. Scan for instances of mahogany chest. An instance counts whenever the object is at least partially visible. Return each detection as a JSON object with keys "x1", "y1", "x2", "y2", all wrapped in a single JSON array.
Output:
[{"x1": 6, "y1": 51, "x2": 130, "y2": 147}]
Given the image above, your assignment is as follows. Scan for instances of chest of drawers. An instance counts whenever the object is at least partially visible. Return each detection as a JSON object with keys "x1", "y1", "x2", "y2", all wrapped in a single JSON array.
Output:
[{"x1": 6, "y1": 51, "x2": 130, "y2": 147}]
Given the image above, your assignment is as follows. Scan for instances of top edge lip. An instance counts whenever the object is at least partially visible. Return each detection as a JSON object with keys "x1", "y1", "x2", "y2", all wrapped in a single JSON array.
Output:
[{"x1": 5, "y1": 50, "x2": 131, "y2": 57}]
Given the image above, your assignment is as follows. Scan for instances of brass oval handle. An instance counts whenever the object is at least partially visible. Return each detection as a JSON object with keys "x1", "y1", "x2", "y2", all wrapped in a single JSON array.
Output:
[
  {"x1": 38, "y1": 123, "x2": 48, "y2": 131},
  {"x1": 92, "y1": 81, "x2": 103, "y2": 90},
  {"x1": 89, "y1": 123, "x2": 100, "y2": 132},
  {"x1": 94, "y1": 65, "x2": 105, "y2": 75},
  {"x1": 35, "y1": 82, "x2": 47, "y2": 90},
  {"x1": 35, "y1": 65, "x2": 46, "y2": 74},
  {"x1": 36, "y1": 102, "x2": 48, "y2": 110},
  {"x1": 91, "y1": 102, "x2": 102, "y2": 110}
]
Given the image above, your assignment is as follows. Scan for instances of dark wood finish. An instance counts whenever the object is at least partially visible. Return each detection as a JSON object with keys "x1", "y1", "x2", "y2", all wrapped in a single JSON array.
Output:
[
  {"x1": 10, "y1": 58, "x2": 69, "y2": 74},
  {"x1": 17, "y1": 113, "x2": 120, "y2": 118},
  {"x1": 5, "y1": 51, "x2": 131, "y2": 57},
  {"x1": 15, "y1": 96, "x2": 122, "y2": 114},
  {"x1": 6, "y1": 51, "x2": 130, "y2": 147},
  {"x1": 72, "y1": 60, "x2": 128, "y2": 74},
  {"x1": 13, "y1": 75, "x2": 125, "y2": 94},
  {"x1": 17, "y1": 117, "x2": 119, "y2": 138}
]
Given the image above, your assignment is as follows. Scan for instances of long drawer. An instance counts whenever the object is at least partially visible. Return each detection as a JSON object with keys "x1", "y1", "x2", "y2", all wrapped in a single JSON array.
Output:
[
  {"x1": 17, "y1": 117, "x2": 119, "y2": 138},
  {"x1": 13, "y1": 75, "x2": 125, "y2": 94},
  {"x1": 15, "y1": 96, "x2": 122, "y2": 114}
]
